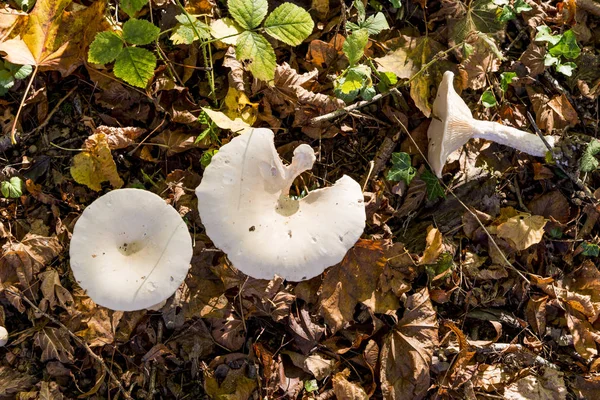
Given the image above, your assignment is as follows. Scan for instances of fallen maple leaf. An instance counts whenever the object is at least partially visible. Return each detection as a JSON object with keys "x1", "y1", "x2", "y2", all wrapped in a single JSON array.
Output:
[{"x1": 380, "y1": 288, "x2": 438, "y2": 400}]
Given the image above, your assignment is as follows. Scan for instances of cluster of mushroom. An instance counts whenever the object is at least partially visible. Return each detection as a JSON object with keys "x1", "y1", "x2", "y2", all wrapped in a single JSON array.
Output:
[
  {"x1": 69, "y1": 129, "x2": 366, "y2": 311},
  {"x1": 68, "y1": 71, "x2": 555, "y2": 312}
]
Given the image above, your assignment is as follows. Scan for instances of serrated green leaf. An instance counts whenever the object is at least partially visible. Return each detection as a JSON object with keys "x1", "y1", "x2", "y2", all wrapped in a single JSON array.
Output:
[
  {"x1": 422, "y1": 169, "x2": 445, "y2": 200},
  {"x1": 500, "y1": 71, "x2": 516, "y2": 91},
  {"x1": 361, "y1": 85, "x2": 376, "y2": 100},
  {"x1": 549, "y1": 29, "x2": 580, "y2": 59},
  {"x1": 481, "y1": 89, "x2": 497, "y2": 107},
  {"x1": 582, "y1": 242, "x2": 600, "y2": 257},
  {"x1": 114, "y1": 47, "x2": 156, "y2": 88},
  {"x1": 171, "y1": 15, "x2": 211, "y2": 44},
  {"x1": 1, "y1": 177, "x2": 23, "y2": 198},
  {"x1": 120, "y1": 0, "x2": 147, "y2": 17},
  {"x1": 122, "y1": 19, "x2": 160, "y2": 45},
  {"x1": 556, "y1": 61, "x2": 576, "y2": 76},
  {"x1": 263, "y1": 3, "x2": 314, "y2": 46},
  {"x1": 514, "y1": 0, "x2": 532, "y2": 12},
  {"x1": 210, "y1": 18, "x2": 243, "y2": 45},
  {"x1": 354, "y1": 0, "x2": 366, "y2": 22},
  {"x1": 227, "y1": 0, "x2": 267, "y2": 30},
  {"x1": 387, "y1": 152, "x2": 416, "y2": 184},
  {"x1": 334, "y1": 65, "x2": 370, "y2": 102},
  {"x1": 535, "y1": 26, "x2": 561, "y2": 45},
  {"x1": 88, "y1": 31, "x2": 123, "y2": 64},
  {"x1": 343, "y1": 28, "x2": 369, "y2": 66},
  {"x1": 235, "y1": 31, "x2": 276, "y2": 81},
  {"x1": 359, "y1": 12, "x2": 390, "y2": 35},
  {"x1": 5, "y1": 62, "x2": 32, "y2": 80},
  {"x1": 580, "y1": 140, "x2": 600, "y2": 172}
]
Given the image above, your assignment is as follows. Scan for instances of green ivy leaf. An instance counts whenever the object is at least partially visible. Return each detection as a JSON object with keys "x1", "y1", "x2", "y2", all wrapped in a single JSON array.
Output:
[
  {"x1": 343, "y1": 28, "x2": 369, "y2": 66},
  {"x1": 422, "y1": 169, "x2": 445, "y2": 200},
  {"x1": 387, "y1": 152, "x2": 416, "y2": 184},
  {"x1": 236, "y1": 31, "x2": 276, "y2": 81},
  {"x1": 264, "y1": 3, "x2": 314, "y2": 46},
  {"x1": 122, "y1": 19, "x2": 160, "y2": 45},
  {"x1": 201, "y1": 149, "x2": 218, "y2": 168},
  {"x1": 481, "y1": 90, "x2": 497, "y2": 107},
  {"x1": 171, "y1": 15, "x2": 211, "y2": 44},
  {"x1": 498, "y1": 5, "x2": 515, "y2": 22},
  {"x1": 535, "y1": 26, "x2": 561, "y2": 46},
  {"x1": 114, "y1": 47, "x2": 157, "y2": 88},
  {"x1": 544, "y1": 53, "x2": 560, "y2": 66},
  {"x1": 582, "y1": 242, "x2": 600, "y2": 257},
  {"x1": 0, "y1": 70, "x2": 14, "y2": 96},
  {"x1": 227, "y1": 0, "x2": 267, "y2": 30},
  {"x1": 499, "y1": 71, "x2": 516, "y2": 92},
  {"x1": 555, "y1": 61, "x2": 576, "y2": 76},
  {"x1": 580, "y1": 139, "x2": 600, "y2": 172},
  {"x1": 88, "y1": 31, "x2": 123, "y2": 64},
  {"x1": 514, "y1": 0, "x2": 532, "y2": 12},
  {"x1": 1, "y1": 177, "x2": 23, "y2": 198},
  {"x1": 120, "y1": 0, "x2": 147, "y2": 17},
  {"x1": 5, "y1": 62, "x2": 32, "y2": 80},
  {"x1": 549, "y1": 29, "x2": 581, "y2": 59}
]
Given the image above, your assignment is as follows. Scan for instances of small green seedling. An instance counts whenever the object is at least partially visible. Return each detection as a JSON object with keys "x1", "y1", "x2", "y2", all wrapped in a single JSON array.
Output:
[{"x1": 1, "y1": 177, "x2": 23, "y2": 198}]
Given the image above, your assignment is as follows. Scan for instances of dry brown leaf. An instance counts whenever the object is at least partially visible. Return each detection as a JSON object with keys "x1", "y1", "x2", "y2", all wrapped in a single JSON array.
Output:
[
  {"x1": 39, "y1": 268, "x2": 73, "y2": 312},
  {"x1": 165, "y1": 169, "x2": 201, "y2": 217},
  {"x1": 0, "y1": 366, "x2": 36, "y2": 397},
  {"x1": 380, "y1": 288, "x2": 438, "y2": 400},
  {"x1": 496, "y1": 213, "x2": 546, "y2": 251},
  {"x1": 151, "y1": 129, "x2": 205, "y2": 155},
  {"x1": 527, "y1": 87, "x2": 579, "y2": 133},
  {"x1": 520, "y1": 43, "x2": 547, "y2": 77},
  {"x1": 419, "y1": 226, "x2": 443, "y2": 265},
  {"x1": 319, "y1": 240, "x2": 399, "y2": 333},
  {"x1": 95, "y1": 126, "x2": 146, "y2": 150},
  {"x1": 34, "y1": 327, "x2": 74, "y2": 363},
  {"x1": 504, "y1": 368, "x2": 567, "y2": 400},
  {"x1": 528, "y1": 191, "x2": 570, "y2": 224},
  {"x1": 70, "y1": 133, "x2": 123, "y2": 191},
  {"x1": 473, "y1": 364, "x2": 519, "y2": 392},
  {"x1": 204, "y1": 356, "x2": 257, "y2": 400},
  {"x1": 525, "y1": 295, "x2": 548, "y2": 336},
  {"x1": 459, "y1": 40, "x2": 501, "y2": 90},
  {"x1": 332, "y1": 369, "x2": 369, "y2": 400},
  {"x1": 210, "y1": 312, "x2": 245, "y2": 351}
]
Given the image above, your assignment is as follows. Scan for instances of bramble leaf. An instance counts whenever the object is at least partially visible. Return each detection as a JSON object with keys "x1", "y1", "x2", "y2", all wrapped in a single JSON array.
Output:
[
  {"x1": 122, "y1": 19, "x2": 160, "y2": 45},
  {"x1": 264, "y1": 3, "x2": 314, "y2": 46},
  {"x1": 88, "y1": 31, "x2": 123, "y2": 64},
  {"x1": 387, "y1": 152, "x2": 416, "y2": 184},
  {"x1": 236, "y1": 31, "x2": 276, "y2": 81},
  {"x1": 114, "y1": 47, "x2": 156, "y2": 87},
  {"x1": 171, "y1": 14, "x2": 211, "y2": 44},
  {"x1": 227, "y1": 0, "x2": 267, "y2": 30}
]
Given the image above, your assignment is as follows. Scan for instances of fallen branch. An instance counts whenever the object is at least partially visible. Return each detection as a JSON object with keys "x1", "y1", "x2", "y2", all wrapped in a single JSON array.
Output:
[{"x1": 476, "y1": 343, "x2": 560, "y2": 370}]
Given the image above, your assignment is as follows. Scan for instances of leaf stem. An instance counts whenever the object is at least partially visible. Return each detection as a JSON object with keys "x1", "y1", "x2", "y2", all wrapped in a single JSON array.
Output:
[{"x1": 10, "y1": 64, "x2": 38, "y2": 145}]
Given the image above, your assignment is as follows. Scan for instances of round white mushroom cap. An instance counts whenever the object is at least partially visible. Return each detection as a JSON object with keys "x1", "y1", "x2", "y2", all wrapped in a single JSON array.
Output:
[
  {"x1": 0, "y1": 326, "x2": 8, "y2": 347},
  {"x1": 196, "y1": 128, "x2": 366, "y2": 281},
  {"x1": 69, "y1": 189, "x2": 193, "y2": 311}
]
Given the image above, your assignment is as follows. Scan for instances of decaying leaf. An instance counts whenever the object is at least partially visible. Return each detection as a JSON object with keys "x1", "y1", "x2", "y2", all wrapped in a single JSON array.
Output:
[
  {"x1": 496, "y1": 211, "x2": 546, "y2": 251},
  {"x1": 95, "y1": 125, "x2": 146, "y2": 150},
  {"x1": 504, "y1": 368, "x2": 567, "y2": 400},
  {"x1": 319, "y1": 240, "x2": 399, "y2": 333},
  {"x1": 34, "y1": 327, "x2": 74, "y2": 363},
  {"x1": 527, "y1": 87, "x2": 579, "y2": 133},
  {"x1": 70, "y1": 133, "x2": 123, "y2": 191},
  {"x1": 332, "y1": 369, "x2": 369, "y2": 400},
  {"x1": 380, "y1": 288, "x2": 438, "y2": 400}
]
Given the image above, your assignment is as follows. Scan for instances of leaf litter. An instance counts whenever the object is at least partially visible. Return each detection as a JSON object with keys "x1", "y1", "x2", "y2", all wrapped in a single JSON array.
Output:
[{"x1": 0, "y1": 0, "x2": 600, "y2": 398}]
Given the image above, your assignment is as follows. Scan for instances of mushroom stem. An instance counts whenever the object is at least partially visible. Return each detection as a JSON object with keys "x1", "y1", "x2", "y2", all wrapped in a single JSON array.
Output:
[{"x1": 472, "y1": 120, "x2": 555, "y2": 157}]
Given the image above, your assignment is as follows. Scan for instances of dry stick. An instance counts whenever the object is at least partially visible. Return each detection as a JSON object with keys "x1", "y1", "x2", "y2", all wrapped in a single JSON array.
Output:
[
  {"x1": 476, "y1": 343, "x2": 559, "y2": 370},
  {"x1": 527, "y1": 111, "x2": 596, "y2": 201},
  {"x1": 10, "y1": 65, "x2": 39, "y2": 145},
  {"x1": 27, "y1": 85, "x2": 78, "y2": 136},
  {"x1": 308, "y1": 42, "x2": 466, "y2": 125},
  {"x1": 394, "y1": 117, "x2": 531, "y2": 284},
  {"x1": 146, "y1": 320, "x2": 163, "y2": 400},
  {"x1": 6, "y1": 289, "x2": 133, "y2": 400}
]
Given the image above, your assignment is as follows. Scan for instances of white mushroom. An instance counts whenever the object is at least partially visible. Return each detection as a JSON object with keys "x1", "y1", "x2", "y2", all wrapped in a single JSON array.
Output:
[
  {"x1": 0, "y1": 326, "x2": 8, "y2": 347},
  {"x1": 196, "y1": 128, "x2": 366, "y2": 281},
  {"x1": 428, "y1": 71, "x2": 556, "y2": 178},
  {"x1": 69, "y1": 189, "x2": 193, "y2": 311}
]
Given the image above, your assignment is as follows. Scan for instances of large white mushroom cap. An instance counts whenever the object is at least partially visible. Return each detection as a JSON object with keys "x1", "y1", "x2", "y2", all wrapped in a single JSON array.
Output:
[
  {"x1": 0, "y1": 326, "x2": 8, "y2": 347},
  {"x1": 69, "y1": 189, "x2": 193, "y2": 311},
  {"x1": 196, "y1": 128, "x2": 366, "y2": 281}
]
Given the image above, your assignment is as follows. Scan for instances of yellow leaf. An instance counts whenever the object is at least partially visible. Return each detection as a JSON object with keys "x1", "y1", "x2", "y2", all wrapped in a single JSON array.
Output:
[
  {"x1": 497, "y1": 214, "x2": 547, "y2": 251},
  {"x1": 0, "y1": 0, "x2": 106, "y2": 75},
  {"x1": 419, "y1": 225, "x2": 443, "y2": 265},
  {"x1": 224, "y1": 87, "x2": 258, "y2": 126},
  {"x1": 202, "y1": 107, "x2": 252, "y2": 134},
  {"x1": 70, "y1": 133, "x2": 123, "y2": 191}
]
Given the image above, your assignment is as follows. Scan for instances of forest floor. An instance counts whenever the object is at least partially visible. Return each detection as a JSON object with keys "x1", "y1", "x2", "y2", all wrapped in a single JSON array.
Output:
[{"x1": 2, "y1": 0, "x2": 600, "y2": 398}]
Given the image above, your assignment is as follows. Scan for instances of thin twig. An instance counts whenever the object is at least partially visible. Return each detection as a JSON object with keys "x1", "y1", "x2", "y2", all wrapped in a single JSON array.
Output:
[
  {"x1": 27, "y1": 85, "x2": 78, "y2": 136},
  {"x1": 147, "y1": 320, "x2": 163, "y2": 399},
  {"x1": 10, "y1": 65, "x2": 38, "y2": 145},
  {"x1": 7, "y1": 289, "x2": 133, "y2": 400},
  {"x1": 476, "y1": 343, "x2": 559, "y2": 370}
]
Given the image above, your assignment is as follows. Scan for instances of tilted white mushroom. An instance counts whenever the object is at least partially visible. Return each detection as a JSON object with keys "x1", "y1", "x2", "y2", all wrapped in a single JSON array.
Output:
[
  {"x1": 428, "y1": 71, "x2": 556, "y2": 178},
  {"x1": 0, "y1": 326, "x2": 8, "y2": 347},
  {"x1": 196, "y1": 128, "x2": 366, "y2": 281},
  {"x1": 69, "y1": 189, "x2": 193, "y2": 311}
]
